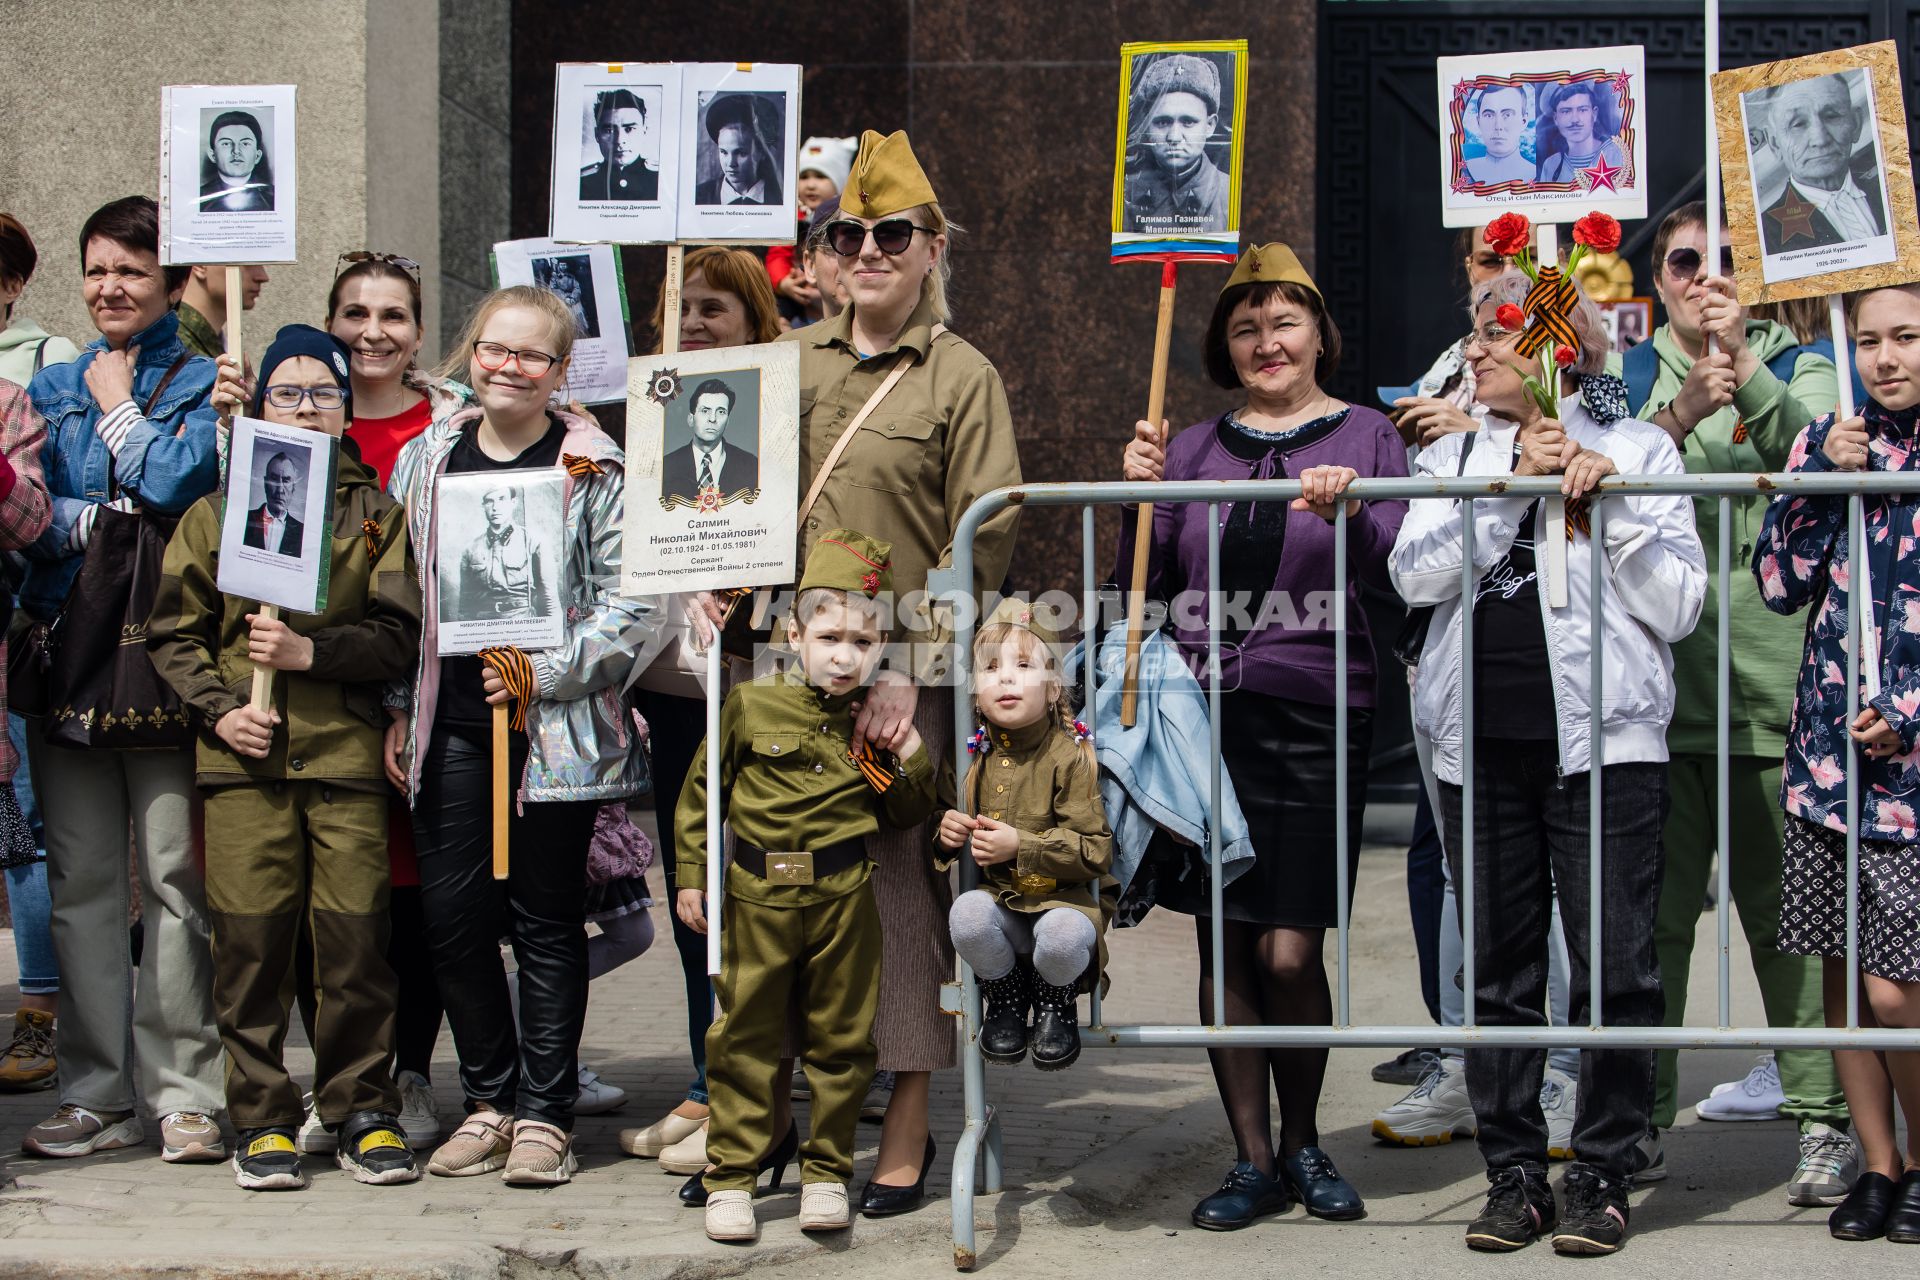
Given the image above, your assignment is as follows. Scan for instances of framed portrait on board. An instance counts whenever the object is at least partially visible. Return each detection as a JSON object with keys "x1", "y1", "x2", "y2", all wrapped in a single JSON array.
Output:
[
  {"x1": 676, "y1": 63, "x2": 802, "y2": 244},
  {"x1": 1110, "y1": 40, "x2": 1247, "y2": 263},
  {"x1": 216, "y1": 416, "x2": 335, "y2": 614},
  {"x1": 492, "y1": 237, "x2": 631, "y2": 405},
  {"x1": 1597, "y1": 298, "x2": 1653, "y2": 352},
  {"x1": 160, "y1": 84, "x2": 298, "y2": 265},
  {"x1": 1436, "y1": 47, "x2": 1648, "y2": 227},
  {"x1": 549, "y1": 63, "x2": 682, "y2": 245},
  {"x1": 621, "y1": 341, "x2": 799, "y2": 597},
  {"x1": 434, "y1": 470, "x2": 568, "y2": 655},
  {"x1": 1713, "y1": 41, "x2": 1920, "y2": 304}
]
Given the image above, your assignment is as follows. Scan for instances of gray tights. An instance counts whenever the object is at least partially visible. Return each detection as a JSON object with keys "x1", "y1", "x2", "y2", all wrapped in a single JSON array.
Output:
[{"x1": 948, "y1": 889, "x2": 1098, "y2": 987}]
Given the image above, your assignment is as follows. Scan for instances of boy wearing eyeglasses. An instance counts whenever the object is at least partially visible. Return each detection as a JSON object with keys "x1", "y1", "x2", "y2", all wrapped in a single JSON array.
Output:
[{"x1": 149, "y1": 323, "x2": 425, "y2": 1192}]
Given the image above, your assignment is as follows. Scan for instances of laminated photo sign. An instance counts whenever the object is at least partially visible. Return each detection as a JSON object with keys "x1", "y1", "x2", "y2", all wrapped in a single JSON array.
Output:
[
  {"x1": 491, "y1": 237, "x2": 632, "y2": 404},
  {"x1": 677, "y1": 63, "x2": 803, "y2": 244},
  {"x1": 620, "y1": 341, "x2": 799, "y2": 596},
  {"x1": 434, "y1": 469, "x2": 569, "y2": 655},
  {"x1": 550, "y1": 62, "x2": 683, "y2": 245},
  {"x1": 1110, "y1": 40, "x2": 1247, "y2": 264},
  {"x1": 160, "y1": 84, "x2": 298, "y2": 265},
  {"x1": 216, "y1": 416, "x2": 335, "y2": 614}
]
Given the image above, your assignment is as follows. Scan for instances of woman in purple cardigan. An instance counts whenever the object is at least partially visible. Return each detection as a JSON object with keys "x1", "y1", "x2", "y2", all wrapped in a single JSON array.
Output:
[{"x1": 1118, "y1": 244, "x2": 1407, "y2": 1230}]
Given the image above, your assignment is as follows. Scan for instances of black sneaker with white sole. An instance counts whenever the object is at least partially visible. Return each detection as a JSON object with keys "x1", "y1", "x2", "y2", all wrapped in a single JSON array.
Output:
[
  {"x1": 1553, "y1": 1164, "x2": 1631, "y2": 1255},
  {"x1": 1466, "y1": 1164, "x2": 1556, "y2": 1251},
  {"x1": 336, "y1": 1112, "x2": 421, "y2": 1185},
  {"x1": 233, "y1": 1128, "x2": 308, "y2": 1191}
]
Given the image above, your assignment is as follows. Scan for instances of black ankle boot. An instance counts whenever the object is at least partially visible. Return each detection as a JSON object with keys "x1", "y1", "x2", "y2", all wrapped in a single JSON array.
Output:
[
  {"x1": 978, "y1": 964, "x2": 1032, "y2": 1065},
  {"x1": 1029, "y1": 976, "x2": 1081, "y2": 1071}
]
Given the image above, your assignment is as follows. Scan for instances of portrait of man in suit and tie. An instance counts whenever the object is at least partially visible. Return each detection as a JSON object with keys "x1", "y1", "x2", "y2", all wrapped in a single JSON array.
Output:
[
  {"x1": 244, "y1": 448, "x2": 305, "y2": 558},
  {"x1": 692, "y1": 92, "x2": 785, "y2": 207},
  {"x1": 661, "y1": 377, "x2": 759, "y2": 510},
  {"x1": 1745, "y1": 70, "x2": 1891, "y2": 256}
]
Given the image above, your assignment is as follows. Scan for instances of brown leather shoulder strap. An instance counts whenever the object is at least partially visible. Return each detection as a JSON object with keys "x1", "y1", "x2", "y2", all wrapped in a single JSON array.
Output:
[
  {"x1": 797, "y1": 322, "x2": 947, "y2": 527},
  {"x1": 144, "y1": 354, "x2": 192, "y2": 417}
]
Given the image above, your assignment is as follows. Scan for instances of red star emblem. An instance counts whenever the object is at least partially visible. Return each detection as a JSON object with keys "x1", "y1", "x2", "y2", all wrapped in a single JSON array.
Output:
[
  {"x1": 1580, "y1": 155, "x2": 1624, "y2": 194},
  {"x1": 1612, "y1": 70, "x2": 1634, "y2": 100},
  {"x1": 861, "y1": 570, "x2": 880, "y2": 597},
  {"x1": 696, "y1": 484, "x2": 722, "y2": 512}
]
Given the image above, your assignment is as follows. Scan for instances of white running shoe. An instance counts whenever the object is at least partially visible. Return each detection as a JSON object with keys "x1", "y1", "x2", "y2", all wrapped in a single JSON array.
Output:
[
  {"x1": 1787, "y1": 1121, "x2": 1859, "y2": 1207},
  {"x1": 705, "y1": 1188, "x2": 758, "y2": 1242},
  {"x1": 1372, "y1": 1054, "x2": 1476, "y2": 1146},
  {"x1": 1694, "y1": 1053, "x2": 1785, "y2": 1122},
  {"x1": 574, "y1": 1065, "x2": 627, "y2": 1116},
  {"x1": 1541, "y1": 1066, "x2": 1578, "y2": 1161},
  {"x1": 295, "y1": 1094, "x2": 336, "y2": 1155},
  {"x1": 396, "y1": 1070, "x2": 441, "y2": 1146}
]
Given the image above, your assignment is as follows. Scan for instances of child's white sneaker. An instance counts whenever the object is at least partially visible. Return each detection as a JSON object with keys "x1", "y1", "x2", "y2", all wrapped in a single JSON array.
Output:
[
  {"x1": 799, "y1": 1181, "x2": 851, "y2": 1231},
  {"x1": 705, "y1": 1188, "x2": 757, "y2": 1242}
]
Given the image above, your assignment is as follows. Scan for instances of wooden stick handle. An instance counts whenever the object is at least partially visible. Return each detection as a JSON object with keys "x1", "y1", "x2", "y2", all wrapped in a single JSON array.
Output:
[
  {"x1": 1120, "y1": 262, "x2": 1179, "y2": 727},
  {"x1": 224, "y1": 266, "x2": 245, "y2": 364},
  {"x1": 249, "y1": 603, "x2": 277, "y2": 709},
  {"x1": 492, "y1": 702, "x2": 510, "y2": 880},
  {"x1": 663, "y1": 245, "x2": 685, "y2": 356}
]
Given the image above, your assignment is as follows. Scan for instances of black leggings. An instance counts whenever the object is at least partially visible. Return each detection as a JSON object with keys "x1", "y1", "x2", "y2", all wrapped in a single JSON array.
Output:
[{"x1": 412, "y1": 728, "x2": 597, "y2": 1131}]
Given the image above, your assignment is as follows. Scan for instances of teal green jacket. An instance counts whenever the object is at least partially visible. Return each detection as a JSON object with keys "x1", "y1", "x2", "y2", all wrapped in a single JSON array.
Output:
[{"x1": 1606, "y1": 320, "x2": 1836, "y2": 757}]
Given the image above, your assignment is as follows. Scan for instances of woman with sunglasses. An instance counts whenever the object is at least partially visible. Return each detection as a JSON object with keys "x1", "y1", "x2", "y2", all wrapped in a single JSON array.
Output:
[
  {"x1": 386, "y1": 285, "x2": 654, "y2": 1185},
  {"x1": 1606, "y1": 201, "x2": 1849, "y2": 1204}
]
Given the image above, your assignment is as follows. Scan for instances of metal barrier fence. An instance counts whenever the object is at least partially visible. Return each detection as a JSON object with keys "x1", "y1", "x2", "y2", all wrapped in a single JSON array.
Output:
[{"x1": 941, "y1": 470, "x2": 1920, "y2": 1270}]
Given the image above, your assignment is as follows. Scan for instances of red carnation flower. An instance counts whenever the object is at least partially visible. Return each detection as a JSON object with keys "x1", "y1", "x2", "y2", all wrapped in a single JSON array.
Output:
[
  {"x1": 1572, "y1": 212, "x2": 1622, "y2": 255},
  {"x1": 1484, "y1": 212, "x2": 1532, "y2": 257},
  {"x1": 1495, "y1": 303, "x2": 1525, "y2": 332},
  {"x1": 1553, "y1": 344, "x2": 1577, "y2": 368}
]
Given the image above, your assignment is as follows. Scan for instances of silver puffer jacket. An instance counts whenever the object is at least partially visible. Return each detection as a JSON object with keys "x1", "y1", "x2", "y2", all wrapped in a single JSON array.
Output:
[{"x1": 388, "y1": 406, "x2": 661, "y2": 804}]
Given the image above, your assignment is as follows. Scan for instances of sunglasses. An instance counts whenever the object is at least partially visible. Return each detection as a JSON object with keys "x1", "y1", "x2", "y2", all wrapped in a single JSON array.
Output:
[
  {"x1": 336, "y1": 250, "x2": 422, "y2": 283},
  {"x1": 472, "y1": 340, "x2": 558, "y2": 377},
  {"x1": 1664, "y1": 246, "x2": 1735, "y2": 280},
  {"x1": 264, "y1": 384, "x2": 346, "y2": 411},
  {"x1": 823, "y1": 218, "x2": 935, "y2": 257}
]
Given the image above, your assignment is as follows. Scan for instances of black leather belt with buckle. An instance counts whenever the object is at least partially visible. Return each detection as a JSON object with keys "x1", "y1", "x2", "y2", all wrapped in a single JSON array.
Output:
[{"x1": 735, "y1": 839, "x2": 866, "y2": 886}]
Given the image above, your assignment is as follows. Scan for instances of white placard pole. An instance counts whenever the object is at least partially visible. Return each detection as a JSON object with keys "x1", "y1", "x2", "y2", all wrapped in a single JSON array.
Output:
[
  {"x1": 1537, "y1": 223, "x2": 1569, "y2": 608},
  {"x1": 1704, "y1": 0, "x2": 1723, "y2": 360},
  {"x1": 1829, "y1": 293, "x2": 1881, "y2": 698}
]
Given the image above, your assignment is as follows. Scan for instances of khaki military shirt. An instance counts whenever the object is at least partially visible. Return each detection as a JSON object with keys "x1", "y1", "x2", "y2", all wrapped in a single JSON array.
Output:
[
  {"x1": 677, "y1": 669, "x2": 938, "y2": 906},
  {"x1": 784, "y1": 298, "x2": 1022, "y2": 679}
]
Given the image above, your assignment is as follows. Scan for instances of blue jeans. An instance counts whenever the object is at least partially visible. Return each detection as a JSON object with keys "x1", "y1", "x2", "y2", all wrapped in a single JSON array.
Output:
[{"x1": 6, "y1": 714, "x2": 54, "y2": 996}]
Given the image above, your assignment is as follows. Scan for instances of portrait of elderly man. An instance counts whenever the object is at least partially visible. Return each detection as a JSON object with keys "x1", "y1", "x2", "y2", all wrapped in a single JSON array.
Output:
[
  {"x1": 453, "y1": 484, "x2": 559, "y2": 622},
  {"x1": 662, "y1": 377, "x2": 757, "y2": 507},
  {"x1": 199, "y1": 109, "x2": 275, "y2": 213},
  {"x1": 693, "y1": 93, "x2": 783, "y2": 207},
  {"x1": 1462, "y1": 82, "x2": 1535, "y2": 185},
  {"x1": 1753, "y1": 72, "x2": 1888, "y2": 254},
  {"x1": 1535, "y1": 78, "x2": 1628, "y2": 186},
  {"x1": 1122, "y1": 52, "x2": 1232, "y2": 235},
  {"x1": 580, "y1": 88, "x2": 660, "y2": 202},
  {"x1": 243, "y1": 451, "x2": 304, "y2": 557}
]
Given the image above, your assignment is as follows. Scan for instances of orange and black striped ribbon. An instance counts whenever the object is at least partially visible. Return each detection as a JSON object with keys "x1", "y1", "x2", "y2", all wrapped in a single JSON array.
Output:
[
  {"x1": 1566, "y1": 497, "x2": 1592, "y2": 539},
  {"x1": 562, "y1": 453, "x2": 605, "y2": 478},
  {"x1": 361, "y1": 517, "x2": 381, "y2": 558},
  {"x1": 1514, "y1": 267, "x2": 1581, "y2": 359},
  {"x1": 847, "y1": 740, "x2": 896, "y2": 794},
  {"x1": 478, "y1": 645, "x2": 537, "y2": 732}
]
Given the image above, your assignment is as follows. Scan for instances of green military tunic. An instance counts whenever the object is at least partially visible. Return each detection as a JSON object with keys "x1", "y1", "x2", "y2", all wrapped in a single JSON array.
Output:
[
  {"x1": 785, "y1": 299, "x2": 1022, "y2": 677},
  {"x1": 678, "y1": 668, "x2": 937, "y2": 1190},
  {"x1": 943, "y1": 715, "x2": 1117, "y2": 986}
]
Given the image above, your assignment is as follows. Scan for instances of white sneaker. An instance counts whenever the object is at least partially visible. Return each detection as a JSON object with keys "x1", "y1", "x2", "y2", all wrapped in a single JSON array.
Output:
[
  {"x1": 1695, "y1": 1053, "x2": 1785, "y2": 1122},
  {"x1": 574, "y1": 1065, "x2": 627, "y2": 1116},
  {"x1": 1787, "y1": 1121, "x2": 1859, "y2": 1207},
  {"x1": 396, "y1": 1070, "x2": 440, "y2": 1146},
  {"x1": 1371, "y1": 1054, "x2": 1476, "y2": 1146},
  {"x1": 1541, "y1": 1066, "x2": 1577, "y2": 1161},
  {"x1": 705, "y1": 1188, "x2": 758, "y2": 1242},
  {"x1": 799, "y1": 1181, "x2": 851, "y2": 1231},
  {"x1": 295, "y1": 1095, "x2": 336, "y2": 1155}
]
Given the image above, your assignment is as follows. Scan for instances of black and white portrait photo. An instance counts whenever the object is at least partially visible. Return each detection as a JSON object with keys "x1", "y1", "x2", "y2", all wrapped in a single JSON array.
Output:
[
  {"x1": 579, "y1": 86, "x2": 662, "y2": 203},
  {"x1": 435, "y1": 470, "x2": 568, "y2": 654},
  {"x1": 1742, "y1": 70, "x2": 1891, "y2": 257},
  {"x1": 660, "y1": 372, "x2": 760, "y2": 511},
  {"x1": 216, "y1": 416, "x2": 334, "y2": 613},
  {"x1": 244, "y1": 438, "x2": 309, "y2": 559},
  {"x1": 693, "y1": 92, "x2": 785, "y2": 207},
  {"x1": 1119, "y1": 49, "x2": 1238, "y2": 237},
  {"x1": 198, "y1": 106, "x2": 275, "y2": 214},
  {"x1": 534, "y1": 254, "x2": 599, "y2": 340}
]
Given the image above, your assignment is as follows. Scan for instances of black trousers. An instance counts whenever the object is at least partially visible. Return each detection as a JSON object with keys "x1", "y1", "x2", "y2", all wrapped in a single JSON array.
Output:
[
  {"x1": 1438, "y1": 739, "x2": 1668, "y2": 1182},
  {"x1": 412, "y1": 727, "x2": 597, "y2": 1131},
  {"x1": 640, "y1": 688, "x2": 714, "y2": 1104}
]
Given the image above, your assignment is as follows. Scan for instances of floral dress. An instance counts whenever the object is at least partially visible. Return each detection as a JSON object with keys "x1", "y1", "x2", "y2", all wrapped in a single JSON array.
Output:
[{"x1": 1753, "y1": 401, "x2": 1920, "y2": 979}]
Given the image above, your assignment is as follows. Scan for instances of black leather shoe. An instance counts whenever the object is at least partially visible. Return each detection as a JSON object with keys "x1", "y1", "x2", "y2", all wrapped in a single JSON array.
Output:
[
  {"x1": 979, "y1": 965, "x2": 1031, "y2": 1065},
  {"x1": 1282, "y1": 1145, "x2": 1365, "y2": 1220},
  {"x1": 1830, "y1": 1170, "x2": 1898, "y2": 1240},
  {"x1": 1191, "y1": 1161, "x2": 1290, "y2": 1231},
  {"x1": 860, "y1": 1134, "x2": 936, "y2": 1217},
  {"x1": 1030, "y1": 977, "x2": 1081, "y2": 1070},
  {"x1": 678, "y1": 1123, "x2": 798, "y2": 1207},
  {"x1": 1886, "y1": 1168, "x2": 1920, "y2": 1243}
]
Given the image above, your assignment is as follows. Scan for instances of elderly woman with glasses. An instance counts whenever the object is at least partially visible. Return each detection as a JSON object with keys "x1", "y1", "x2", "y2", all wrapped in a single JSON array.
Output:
[{"x1": 1391, "y1": 255, "x2": 1705, "y2": 1256}]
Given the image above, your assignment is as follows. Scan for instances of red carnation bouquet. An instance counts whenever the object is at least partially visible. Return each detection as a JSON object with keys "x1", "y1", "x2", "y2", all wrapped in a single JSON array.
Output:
[{"x1": 1484, "y1": 210, "x2": 1621, "y2": 420}]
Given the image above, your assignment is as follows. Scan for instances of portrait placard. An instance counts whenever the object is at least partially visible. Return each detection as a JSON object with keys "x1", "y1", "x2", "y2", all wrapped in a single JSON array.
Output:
[
  {"x1": 1713, "y1": 41, "x2": 1920, "y2": 304},
  {"x1": 434, "y1": 470, "x2": 569, "y2": 655},
  {"x1": 676, "y1": 63, "x2": 802, "y2": 245},
  {"x1": 1436, "y1": 47, "x2": 1648, "y2": 227},
  {"x1": 216, "y1": 416, "x2": 335, "y2": 614},
  {"x1": 1109, "y1": 40, "x2": 1248, "y2": 264},
  {"x1": 160, "y1": 84, "x2": 298, "y2": 265},
  {"x1": 1597, "y1": 298, "x2": 1653, "y2": 353},
  {"x1": 550, "y1": 62, "x2": 682, "y2": 245},
  {"x1": 491, "y1": 237, "x2": 631, "y2": 405},
  {"x1": 621, "y1": 342, "x2": 799, "y2": 597}
]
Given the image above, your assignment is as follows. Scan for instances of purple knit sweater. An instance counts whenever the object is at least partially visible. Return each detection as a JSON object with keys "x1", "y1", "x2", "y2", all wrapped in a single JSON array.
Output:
[{"x1": 1115, "y1": 406, "x2": 1408, "y2": 707}]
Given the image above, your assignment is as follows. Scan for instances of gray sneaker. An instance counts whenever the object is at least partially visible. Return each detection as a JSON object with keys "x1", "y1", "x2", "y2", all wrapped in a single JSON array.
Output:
[
  {"x1": 161, "y1": 1110, "x2": 226, "y2": 1163},
  {"x1": 1629, "y1": 1127, "x2": 1667, "y2": 1185},
  {"x1": 1787, "y1": 1121, "x2": 1858, "y2": 1207},
  {"x1": 22, "y1": 1103, "x2": 143, "y2": 1158}
]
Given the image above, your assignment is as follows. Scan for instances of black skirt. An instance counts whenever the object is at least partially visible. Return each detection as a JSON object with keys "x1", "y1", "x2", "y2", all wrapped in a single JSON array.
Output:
[{"x1": 1153, "y1": 691, "x2": 1372, "y2": 928}]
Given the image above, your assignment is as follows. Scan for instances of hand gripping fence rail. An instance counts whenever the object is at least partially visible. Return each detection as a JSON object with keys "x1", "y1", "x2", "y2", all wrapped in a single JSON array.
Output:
[{"x1": 939, "y1": 470, "x2": 1920, "y2": 1270}]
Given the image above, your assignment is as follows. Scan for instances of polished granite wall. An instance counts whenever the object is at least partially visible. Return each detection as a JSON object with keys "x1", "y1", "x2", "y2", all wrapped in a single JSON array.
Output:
[{"x1": 509, "y1": 1, "x2": 1318, "y2": 598}]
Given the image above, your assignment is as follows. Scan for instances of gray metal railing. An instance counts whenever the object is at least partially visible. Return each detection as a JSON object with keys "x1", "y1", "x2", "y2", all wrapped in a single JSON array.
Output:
[{"x1": 942, "y1": 471, "x2": 1920, "y2": 1270}]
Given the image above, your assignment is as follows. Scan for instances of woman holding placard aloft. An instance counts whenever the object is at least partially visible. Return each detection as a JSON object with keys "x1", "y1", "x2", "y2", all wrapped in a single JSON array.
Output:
[
  {"x1": 387, "y1": 284, "x2": 656, "y2": 1186},
  {"x1": 1754, "y1": 283, "x2": 1920, "y2": 1244}
]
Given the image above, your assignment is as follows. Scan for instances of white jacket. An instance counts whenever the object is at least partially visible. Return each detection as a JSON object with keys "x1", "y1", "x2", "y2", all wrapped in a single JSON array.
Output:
[{"x1": 1391, "y1": 399, "x2": 1706, "y2": 785}]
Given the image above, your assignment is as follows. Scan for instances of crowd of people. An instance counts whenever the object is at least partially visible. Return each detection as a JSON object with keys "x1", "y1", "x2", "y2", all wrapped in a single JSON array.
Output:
[{"x1": 0, "y1": 112, "x2": 1916, "y2": 1260}]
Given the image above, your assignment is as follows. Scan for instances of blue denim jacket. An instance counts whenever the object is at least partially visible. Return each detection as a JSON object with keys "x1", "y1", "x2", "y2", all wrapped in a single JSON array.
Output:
[{"x1": 22, "y1": 311, "x2": 220, "y2": 620}]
